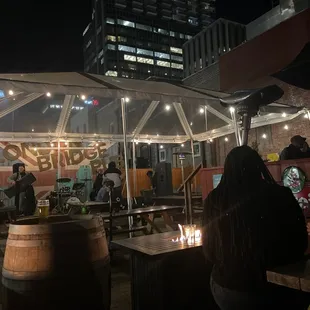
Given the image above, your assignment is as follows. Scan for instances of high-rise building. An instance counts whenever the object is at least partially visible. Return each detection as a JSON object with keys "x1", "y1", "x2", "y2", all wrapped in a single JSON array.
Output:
[{"x1": 83, "y1": 0, "x2": 216, "y2": 80}]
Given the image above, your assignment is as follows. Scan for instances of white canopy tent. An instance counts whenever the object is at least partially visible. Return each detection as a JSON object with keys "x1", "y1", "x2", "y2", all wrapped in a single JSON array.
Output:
[
  {"x1": 0, "y1": 72, "x2": 304, "y2": 144},
  {"x1": 0, "y1": 72, "x2": 305, "y2": 234}
]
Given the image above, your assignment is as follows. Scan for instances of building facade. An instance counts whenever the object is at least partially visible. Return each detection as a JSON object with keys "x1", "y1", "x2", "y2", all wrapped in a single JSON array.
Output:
[
  {"x1": 83, "y1": 0, "x2": 216, "y2": 80},
  {"x1": 183, "y1": 18, "x2": 246, "y2": 78}
]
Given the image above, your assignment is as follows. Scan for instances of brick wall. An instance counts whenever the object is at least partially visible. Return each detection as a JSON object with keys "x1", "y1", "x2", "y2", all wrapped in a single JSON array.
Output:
[{"x1": 213, "y1": 114, "x2": 310, "y2": 166}]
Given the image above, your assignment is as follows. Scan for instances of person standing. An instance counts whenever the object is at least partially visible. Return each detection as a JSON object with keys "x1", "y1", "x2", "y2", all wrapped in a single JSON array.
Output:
[
  {"x1": 7, "y1": 163, "x2": 35, "y2": 215},
  {"x1": 103, "y1": 162, "x2": 122, "y2": 198}
]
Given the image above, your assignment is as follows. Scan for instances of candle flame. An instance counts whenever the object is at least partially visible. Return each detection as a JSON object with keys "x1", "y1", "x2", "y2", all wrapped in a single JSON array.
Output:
[{"x1": 171, "y1": 225, "x2": 201, "y2": 243}]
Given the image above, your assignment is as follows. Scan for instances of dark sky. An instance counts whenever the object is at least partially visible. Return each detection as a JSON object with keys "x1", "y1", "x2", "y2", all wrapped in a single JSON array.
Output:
[{"x1": 0, "y1": 0, "x2": 271, "y2": 74}]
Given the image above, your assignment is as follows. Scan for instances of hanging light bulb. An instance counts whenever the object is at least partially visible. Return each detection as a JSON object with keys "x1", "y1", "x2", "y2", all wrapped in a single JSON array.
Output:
[
  {"x1": 199, "y1": 107, "x2": 204, "y2": 114},
  {"x1": 165, "y1": 104, "x2": 171, "y2": 111},
  {"x1": 262, "y1": 133, "x2": 267, "y2": 139},
  {"x1": 160, "y1": 145, "x2": 164, "y2": 149},
  {"x1": 282, "y1": 112, "x2": 287, "y2": 117},
  {"x1": 224, "y1": 137, "x2": 228, "y2": 142},
  {"x1": 80, "y1": 94, "x2": 86, "y2": 100},
  {"x1": 284, "y1": 125, "x2": 289, "y2": 130},
  {"x1": 50, "y1": 143, "x2": 54, "y2": 147},
  {"x1": 46, "y1": 92, "x2": 51, "y2": 97},
  {"x1": 8, "y1": 90, "x2": 14, "y2": 96},
  {"x1": 229, "y1": 107, "x2": 235, "y2": 113}
]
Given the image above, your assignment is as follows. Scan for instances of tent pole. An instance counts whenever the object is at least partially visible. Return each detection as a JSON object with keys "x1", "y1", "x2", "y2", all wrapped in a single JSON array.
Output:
[
  {"x1": 132, "y1": 141, "x2": 137, "y2": 197},
  {"x1": 121, "y1": 98, "x2": 133, "y2": 237},
  {"x1": 57, "y1": 140, "x2": 61, "y2": 180}
]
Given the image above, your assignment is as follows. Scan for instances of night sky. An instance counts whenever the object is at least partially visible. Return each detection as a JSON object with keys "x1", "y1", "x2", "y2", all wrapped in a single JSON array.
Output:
[{"x1": 0, "y1": 0, "x2": 271, "y2": 73}]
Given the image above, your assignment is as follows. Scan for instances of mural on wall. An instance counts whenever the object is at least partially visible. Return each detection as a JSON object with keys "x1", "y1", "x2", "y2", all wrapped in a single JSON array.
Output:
[{"x1": 0, "y1": 142, "x2": 113, "y2": 172}]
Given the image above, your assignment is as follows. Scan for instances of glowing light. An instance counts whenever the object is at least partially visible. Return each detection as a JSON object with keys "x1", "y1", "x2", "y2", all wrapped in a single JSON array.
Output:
[
  {"x1": 34, "y1": 147, "x2": 37, "y2": 151},
  {"x1": 282, "y1": 112, "x2": 287, "y2": 117},
  {"x1": 160, "y1": 145, "x2": 163, "y2": 149},
  {"x1": 125, "y1": 97, "x2": 130, "y2": 103},
  {"x1": 262, "y1": 133, "x2": 267, "y2": 139},
  {"x1": 181, "y1": 143, "x2": 184, "y2": 147},
  {"x1": 46, "y1": 92, "x2": 51, "y2": 97},
  {"x1": 199, "y1": 107, "x2": 204, "y2": 114},
  {"x1": 224, "y1": 137, "x2": 228, "y2": 142},
  {"x1": 190, "y1": 122, "x2": 193, "y2": 126},
  {"x1": 80, "y1": 94, "x2": 86, "y2": 100},
  {"x1": 209, "y1": 139, "x2": 213, "y2": 143},
  {"x1": 50, "y1": 143, "x2": 54, "y2": 147},
  {"x1": 8, "y1": 90, "x2": 14, "y2": 96},
  {"x1": 95, "y1": 143, "x2": 99, "y2": 146},
  {"x1": 284, "y1": 125, "x2": 289, "y2": 130},
  {"x1": 31, "y1": 128, "x2": 34, "y2": 132},
  {"x1": 305, "y1": 114, "x2": 309, "y2": 119},
  {"x1": 65, "y1": 142, "x2": 68, "y2": 146},
  {"x1": 165, "y1": 104, "x2": 171, "y2": 111},
  {"x1": 229, "y1": 107, "x2": 235, "y2": 113}
]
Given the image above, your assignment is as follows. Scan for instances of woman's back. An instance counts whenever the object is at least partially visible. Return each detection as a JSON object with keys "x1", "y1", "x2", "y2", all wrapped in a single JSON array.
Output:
[{"x1": 203, "y1": 181, "x2": 307, "y2": 292}]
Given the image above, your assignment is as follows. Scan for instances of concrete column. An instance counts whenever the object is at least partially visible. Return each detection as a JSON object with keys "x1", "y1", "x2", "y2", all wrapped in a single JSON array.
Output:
[
  {"x1": 212, "y1": 23, "x2": 219, "y2": 61},
  {"x1": 189, "y1": 40, "x2": 195, "y2": 74},
  {"x1": 206, "y1": 28, "x2": 212, "y2": 65},
  {"x1": 195, "y1": 36, "x2": 200, "y2": 71},
  {"x1": 200, "y1": 30, "x2": 206, "y2": 69}
]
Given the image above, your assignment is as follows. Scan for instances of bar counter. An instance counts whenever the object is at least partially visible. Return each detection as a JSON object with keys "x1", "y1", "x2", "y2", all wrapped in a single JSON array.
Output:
[{"x1": 113, "y1": 232, "x2": 310, "y2": 310}]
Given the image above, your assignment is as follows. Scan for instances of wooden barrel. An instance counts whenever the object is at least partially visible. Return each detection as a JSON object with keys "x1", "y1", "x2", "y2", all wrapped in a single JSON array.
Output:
[{"x1": 2, "y1": 215, "x2": 111, "y2": 310}]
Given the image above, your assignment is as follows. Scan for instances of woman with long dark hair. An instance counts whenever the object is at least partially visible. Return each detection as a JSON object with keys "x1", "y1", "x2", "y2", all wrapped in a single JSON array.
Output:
[{"x1": 203, "y1": 146, "x2": 308, "y2": 309}]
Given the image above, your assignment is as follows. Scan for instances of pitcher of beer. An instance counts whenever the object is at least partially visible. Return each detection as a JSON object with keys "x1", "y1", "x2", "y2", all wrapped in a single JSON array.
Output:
[{"x1": 37, "y1": 200, "x2": 49, "y2": 218}]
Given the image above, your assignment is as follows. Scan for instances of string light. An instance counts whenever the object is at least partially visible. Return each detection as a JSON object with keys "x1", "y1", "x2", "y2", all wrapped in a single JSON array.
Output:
[
  {"x1": 31, "y1": 128, "x2": 34, "y2": 132},
  {"x1": 160, "y1": 145, "x2": 164, "y2": 149},
  {"x1": 8, "y1": 90, "x2": 14, "y2": 96},
  {"x1": 165, "y1": 104, "x2": 171, "y2": 111},
  {"x1": 34, "y1": 147, "x2": 37, "y2": 151},
  {"x1": 190, "y1": 122, "x2": 193, "y2": 126},
  {"x1": 80, "y1": 94, "x2": 86, "y2": 100},
  {"x1": 224, "y1": 137, "x2": 228, "y2": 142},
  {"x1": 199, "y1": 107, "x2": 204, "y2": 114},
  {"x1": 50, "y1": 143, "x2": 54, "y2": 147},
  {"x1": 262, "y1": 133, "x2": 267, "y2": 139},
  {"x1": 229, "y1": 107, "x2": 235, "y2": 113},
  {"x1": 284, "y1": 125, "x2": 289, "y2": 130},
  {"x1": 46, "y1": 92, "x2": 51, "y2": 97},
  {"x1": 282, "y1": 112, "x2": 287, "y2": 117},
  {"x1": 181, "y1": 143, "x2": 184, "y2": 147},
  {"x1": 125, "y1": 97, "x2": 130, "y2": 103}
]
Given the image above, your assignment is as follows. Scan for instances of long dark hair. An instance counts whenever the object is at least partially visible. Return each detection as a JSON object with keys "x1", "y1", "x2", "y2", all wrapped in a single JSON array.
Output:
[{"x1": 203, "y1": 146, "x2": 276, "y2": 264}]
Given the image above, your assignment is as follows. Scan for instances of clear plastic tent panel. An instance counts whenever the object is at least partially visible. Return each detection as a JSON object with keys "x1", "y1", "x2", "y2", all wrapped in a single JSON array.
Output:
[
  {"x1": 181, "y1": 100, "x2": 231, "y2": 134},
  {"x1": 139, "y1": 102, "x2": 186, "y2": 136},
  {"x1": 0, "y1": 93, "x2": 63, "y2": 133}
]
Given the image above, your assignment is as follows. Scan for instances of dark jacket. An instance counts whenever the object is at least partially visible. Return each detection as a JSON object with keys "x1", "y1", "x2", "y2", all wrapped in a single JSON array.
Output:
[
  {"x1": 280, "y1": 144, "x2": 310, "y2": 161},
  {"x1": 203, "y1": 183, "x2": 307, "y2": 292}
]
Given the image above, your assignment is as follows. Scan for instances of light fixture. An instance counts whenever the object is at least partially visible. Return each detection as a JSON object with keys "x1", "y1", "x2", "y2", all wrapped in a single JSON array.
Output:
[
  {"x1": 46, "y1": 92, "x2": 51, "y2": 97},
  {"x1": 284, "y1": 125, "x2": 289, "y2": 130},
  {"x1": 165, "y1": 104, "x2": 171, "y2": 111},
  {"x1": 8, "y1": 90, "x2": 14, "y2": 96},
  {"x1": 65, "y1": 141, "x2": 68, "y2": 145},
  {"x1": 224, "y1": 137, "x2": 229, "y2": 142},
  {"x1": 50, "y1": 143, "x2": 54, "y2": 147},
  {"x1": 229, "y1": 107, "x2": 235, "y2": 113},
  {"x1": 125, "y1": 97, "x2": 130, "y2": 103},
  {"x1": 305, "y1": 114, "x2": 309, "y2": 119},
  {"x1": 199, "y1": 107, "x2": 204, "y2": 114},
  {"x1": 148, "y1": 141, "x2": 151, "y2": 145},
  {"x1": 190, "y1": 122, "x2": 193, "y2": 126},
  {"x1": 282, "y1": 112, "x2": 287, "y2": 117},
  {"x1": 209, "y1": 139, "x2": 213, "y2": 143},
  {"x1": 31, "y1": 128, "x2": 34, "y2": 132},
  {"x1": 181, "y1": 143, "x2": 184, "y2": 147},
  {"x1": 156, "y1": 134, "x2": 159, "y2": 137},
  {"x1": 135, "y1": 141, "x2": 139, "y2": 145},
  {"x1": 160, "y1": 145, "x2": 163, "y2": 149},
  {"x1": 262, "y1": 133, "x2": 267, "y2": 139},
  {"x1": 34, "y1": 147, "x2": 37, "y2": 151},
  {"x1": 80, "y1": 94, "x2": 86, "y2": 100},
  {"x1": 95, "y1": 143, "x2": 99, "y2": 146}
]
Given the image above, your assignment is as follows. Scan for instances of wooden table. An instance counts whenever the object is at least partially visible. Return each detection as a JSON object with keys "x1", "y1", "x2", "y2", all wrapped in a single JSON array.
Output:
[
  {"x1": 153, "y1": 195, "x2": 202, "y2": 206},
  {"x1": 112, "y1": 231, "x2": 217, "y2": 310},
  {"x1": 267, "y1": 258, "x2": 310, "y2": 292},
  {"x1": 101, "y1": 205, "x2": 184, "y2": 234}
]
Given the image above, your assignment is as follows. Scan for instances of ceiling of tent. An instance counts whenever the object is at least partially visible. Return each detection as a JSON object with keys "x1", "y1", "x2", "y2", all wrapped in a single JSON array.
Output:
[{"x1": 0, "y1": 72, "x2": 304, "y2": 143}]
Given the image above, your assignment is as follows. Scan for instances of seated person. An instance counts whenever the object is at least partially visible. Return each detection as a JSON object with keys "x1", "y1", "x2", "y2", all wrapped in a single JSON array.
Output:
[{"x1": 280, "y1": 135, "x2": 310, "y2": 160}]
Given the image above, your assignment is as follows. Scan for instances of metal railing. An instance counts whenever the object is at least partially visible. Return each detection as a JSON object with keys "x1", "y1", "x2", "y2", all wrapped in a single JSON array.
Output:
[{"x1": 177, "y1": 163, "x2": 202, "y2": 224}]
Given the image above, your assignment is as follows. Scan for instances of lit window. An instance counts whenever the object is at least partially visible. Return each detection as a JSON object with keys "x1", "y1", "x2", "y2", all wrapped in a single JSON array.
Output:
[
  {"x1": 117, "y1": 36, "x2": 127, "y2": 42},
  {"x1": 171, "y1": 63, "x2": 183, "y2": 69},
  {"x1": 171, "y1": 55, "x2": 183, "y2": 62},
  {"x1": 118, "y1": 45, "x2": 136, "y2": 53},
  {"x1": 186, "y1": 35, "x2": 192, "y2": 40},
  {"x1": 128, "y1": 64, "x2": 136, "y2": 70},
  {"x1": 117, "y1": 19, "x2": 135, "y2": 28},
  {"x1": 50, "y1": 105, "x2": 55, "y2": 108},
  {"x1": 107, "y1": 44, "x2": 116, "y2": 50},
  {"x1": 124, "y1": 54, "x2": 137, "y2": 62},
  {"x1": 107, "y1": 35, "x2": 116, "y2": 42},
  {"x1": 136, "y1": 23, "x2": 152, "y2": 31},
  {"x1": 137, "y1": 57, "x2": 154, "y2": 64},
  {"x1": 180, "y1": 33, "x2": 185, "y2": 39},
  {"x1": 154, "y1": 52, "x2": 170, "y2": 59},
  {"x1": 170, "y1": 47, "x2": 183, "y2": 54},
  {"x1": 86, "y1": 40, "x2": 91, "y2": 49},
  {"x1": 156, "y1": 60, "x2": 170, "y2": 68},
  {"x1": 105, "y1": 70, "x2": 118, "y2": 77},
  {"x1": 170, "y1": 31, "x2": 175, "y2": 37},
  {"x1": 154, "y1": 28, "x2": 169, "y2": 35},
  {"x1": 137, "y1": 48, "x2": 153, "y2": 56},
  {"x1": 106, "y1": 18, "x2": 115, "y2": 24},
  {"x1": 98, "y1": 49, "x2": 104, "y2": 58}
]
